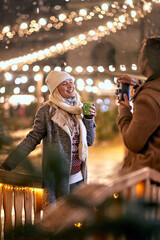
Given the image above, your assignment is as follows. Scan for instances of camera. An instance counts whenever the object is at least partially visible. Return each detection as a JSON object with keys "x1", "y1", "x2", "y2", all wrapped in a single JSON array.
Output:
[{"x1": 115, "y1": 82, "x2": 130, "y2": 101}]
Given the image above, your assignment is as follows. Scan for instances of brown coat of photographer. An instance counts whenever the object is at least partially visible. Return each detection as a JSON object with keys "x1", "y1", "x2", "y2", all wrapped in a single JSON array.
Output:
[
  {"x1": 117, "y1": 36, "x2": 160, "y2": 173},
  {"x1": 117, "y1": 78, "x2": 160, "y2": 172}
]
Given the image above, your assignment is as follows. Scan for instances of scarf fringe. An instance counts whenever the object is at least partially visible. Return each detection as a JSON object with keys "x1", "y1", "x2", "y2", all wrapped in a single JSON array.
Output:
[
  {"x1": 48, "y1": 89, "x2": 88, "y2": 162},
  {"x1": 79, "y1": 142, "x2": 88, "y2": 161}
]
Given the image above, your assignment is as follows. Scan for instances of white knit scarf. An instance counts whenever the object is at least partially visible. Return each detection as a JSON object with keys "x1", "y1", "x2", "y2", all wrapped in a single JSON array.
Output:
[{"x1": 48, "y1": 89, "x2": 88, "y2": 162}]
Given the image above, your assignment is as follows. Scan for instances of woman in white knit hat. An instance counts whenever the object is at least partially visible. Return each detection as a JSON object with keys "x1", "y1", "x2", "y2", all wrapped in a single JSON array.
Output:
[{"x1": 0, "y1": 70, "x2": 96, "y2": 206}]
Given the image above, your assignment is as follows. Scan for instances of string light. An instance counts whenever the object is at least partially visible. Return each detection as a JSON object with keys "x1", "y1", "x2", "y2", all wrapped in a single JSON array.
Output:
[
  {"x1": 21, "y1": 76, "x2": 28, "y2": 83},
  {"x1": 33, "y1": 65, "x2": 40, "y2": 72},
  {"x1": 101, "y1": 3, "x2": 109, "y2": 11},
  {"x1": 131, "y1": 63, "x2": 137, "y2": 70},
  {"x1": 34, "y1": 188, "x2": 43, "y2": 194},
  {"x1": 41, "y1": 85, "x2": 48, "y2": 92},
  {"x1": 0, "y1": 62, "x2": 141, "y2": 99},
  {"x1": 13, "y1": 87, "x2": 20, "y2": 94},
  {"x1": 15, "y1": 78, "x2": 21, "y2": 84},
  {"x1": 0, "y1": 2, "x2": 152, "y2": 71},
  {"x1": 86, "y1": 78, "x2": 93, "y2": 85},
  {"x1": 0, "y1": 1, "x2": 151, "y2": 72},
  {"x1": 65, "y1": 66, "x2": 72, "y2": 72},
  {"x1": 43, "y1": 65, "x2": 51, "y2": 72},
  {"x1": 86, "y1": 66, "x2": 94, "y2": 73},
  {"x1": 120, "y1": 65, "x2": 127, "y2": 71},
  {"x1": 22, "y1": 65, "x2": 29, "y2": 71},
  {"x1": 54, "y1": 66, "x2": 61, "y2": 71},
  {"x1": 0, "y1": 70, "x2": 136, "y2": 97},
  {"x1": 74, "y1": 222, "x2": 83, "y2": 228},
  {"x1": 2, "y1": 184, "x2": 43, "y2": 193},
  {"x1": 0, "y1": 0, "x2": 153, "y2": 42},
  {"x1": 11, "y1": 65, "x2": 18, "y2": 71},
  {"x1": 85, "y1": 85, "x2": 92, "y2": 92},
  {"x1": 34, "y1": 73, "x2": 42, "y2": 81},
  {"x1": 4, "y1": 184, "x2": 13, "y2": 190},
  {"x1": 28, "y1": 86, "x2": 35, "y2": 93},
  {"x1": 4, "y1": 72, "x2": 12, "y2": 81},
  {"x1": 113, "y1": 193, "x2": 119, "y2": 199},
  {"x1": 97, "y1": 66, "x2": 105, "y2": 72},
  {"x1": 2, "y1": 64, "x2": 138, "y2": 76},
  {"x1": 0, "y1": 97, "x2": 4, "y2": 103},
  {"x1": 0, "y1": 4, "x2": 108, "y2": 41},
  {"x1": 75, "y1": 66, "x2": 83, "y2": 73},
  {"x1": 0, "y1": 87, "x2": 5, "y2": 93},
  {"x1": 109, "y1": 65, "x2": 116, "y2": 72}
]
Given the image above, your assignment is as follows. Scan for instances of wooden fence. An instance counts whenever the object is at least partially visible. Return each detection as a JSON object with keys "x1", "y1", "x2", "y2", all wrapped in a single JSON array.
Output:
[
  {"x1": 1, "y1": 167, "x2": 160, "y2": 239},
  {"x1": 39, "y1": 167, "x2": 160, "y2": 237},
  {"x1": 0, "y1": 170, "x2": 43, "y2": 239}
]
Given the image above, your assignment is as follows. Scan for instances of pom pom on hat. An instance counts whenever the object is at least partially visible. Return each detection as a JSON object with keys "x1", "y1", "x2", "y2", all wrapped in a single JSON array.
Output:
[{"x1": 45, "y1": 71, "x2": 73, "y2": 94}]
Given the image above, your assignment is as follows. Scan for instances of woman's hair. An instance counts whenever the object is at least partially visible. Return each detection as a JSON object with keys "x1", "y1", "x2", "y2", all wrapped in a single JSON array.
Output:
[{"x1": 142, "y1": 36, "x2": 160, "y2": 75}]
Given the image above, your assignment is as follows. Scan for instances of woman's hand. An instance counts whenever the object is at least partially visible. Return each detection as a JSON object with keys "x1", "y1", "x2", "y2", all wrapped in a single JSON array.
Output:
[
  {"x1": 117, "y1": 75, "x2": 139, "y2": 87},
  {"x1": 119, "y1": 94, "x2": 131, "y2": 113},
  {"x1": 84, "y1": 104, "x2": 96, "y2": 119}
]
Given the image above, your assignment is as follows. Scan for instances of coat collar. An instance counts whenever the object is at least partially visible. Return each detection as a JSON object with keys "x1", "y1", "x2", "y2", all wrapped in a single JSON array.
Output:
[
  {"x1": 49, "y1": 105, "x2": 72, "y2": 139},
  {"x1": 132, "y1": 76, "x2": 160, "y2": 100}
]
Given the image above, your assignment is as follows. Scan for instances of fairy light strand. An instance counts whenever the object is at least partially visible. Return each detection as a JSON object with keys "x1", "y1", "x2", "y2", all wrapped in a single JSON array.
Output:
[
  {"x1": 0, "y1": 1, "x2": 153, "y2": 72},
  {"x1": 0, "y1": 63, "x2": 141, "y2": 98},
  {"x1": 0, "y1": 0, "x2": 154, "y2": 42}
]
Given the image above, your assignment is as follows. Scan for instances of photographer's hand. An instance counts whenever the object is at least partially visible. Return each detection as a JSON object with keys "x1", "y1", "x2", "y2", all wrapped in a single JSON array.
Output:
[
  {"x1": 117, "y1": 75, "x2": 139, "y2": 87},
  {"x1": 119, "y1": 94, "x2": 131, "y2": 113}
]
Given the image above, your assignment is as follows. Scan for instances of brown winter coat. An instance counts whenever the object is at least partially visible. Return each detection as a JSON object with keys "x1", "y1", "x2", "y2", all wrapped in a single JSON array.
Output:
[{"x1": 117, "y1": 77, "x2": 160, "y2": 172}]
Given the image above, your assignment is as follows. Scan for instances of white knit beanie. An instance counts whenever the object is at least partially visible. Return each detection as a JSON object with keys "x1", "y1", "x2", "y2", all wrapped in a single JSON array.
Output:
[{"x1": 45, "y1": 70, "x2": 74, "y2": 94}]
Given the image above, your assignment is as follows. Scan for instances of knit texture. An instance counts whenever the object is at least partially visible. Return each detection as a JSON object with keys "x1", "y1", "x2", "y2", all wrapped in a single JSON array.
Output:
[
  {"x1": 48, "y1": 89, "x2": 88, "y2": 162},
  {"x1": 45, "y1": 70, "x2": 74, "y2": 94}
]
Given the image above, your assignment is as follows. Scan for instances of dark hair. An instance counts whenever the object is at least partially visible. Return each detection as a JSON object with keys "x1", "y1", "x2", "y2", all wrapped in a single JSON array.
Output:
[{"x1": 142, "y1": 36, "x2": 160, "y2": 75}]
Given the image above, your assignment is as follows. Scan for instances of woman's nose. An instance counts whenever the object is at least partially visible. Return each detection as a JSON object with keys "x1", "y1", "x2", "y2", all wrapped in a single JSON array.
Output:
[{"x1": 68, "y1": 83, "x2": 73, "y2": 87}]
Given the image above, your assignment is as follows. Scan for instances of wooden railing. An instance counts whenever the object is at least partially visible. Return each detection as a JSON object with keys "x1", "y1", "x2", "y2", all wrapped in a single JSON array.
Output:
[
  {"x1": 0, "y1": 170, "x2": 43, "y2": 239},
  {"x1": 1, "y1": 167, "x2": 160, "y2": 239},
  {"x1": 39, "y1": 167, "x2": 160, "y2": 235}
]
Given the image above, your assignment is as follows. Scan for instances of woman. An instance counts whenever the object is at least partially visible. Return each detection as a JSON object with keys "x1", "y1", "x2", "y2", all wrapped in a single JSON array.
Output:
[{"x1": 1, "y1": 70, "x2": 96, "y2": 205}]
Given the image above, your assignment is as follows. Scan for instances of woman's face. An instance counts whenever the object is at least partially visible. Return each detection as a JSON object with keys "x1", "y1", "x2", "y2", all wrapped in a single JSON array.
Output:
[{"x1": 57, "y1": 78, "x2": 75, "y2": 98}]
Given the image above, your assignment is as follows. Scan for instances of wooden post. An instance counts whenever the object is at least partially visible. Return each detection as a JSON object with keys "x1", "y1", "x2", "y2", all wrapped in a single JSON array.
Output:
[
  {"x1": 144, "y1": 179, "x2": 151, "y2": 220},
  {"x1": 122, "y1": 188, "x2": 130, "y2": 199},
  {"x1": 34, "y1": 189, "x2": 43, "y2": 223},
  {"x1": 144, "y1": 179, "x2": 151, "y2": 201},
  {"x1": 3, "y1": 185, "x2": 13, "y2": 234},
  {"x1": 24, "y1": 188, "x2": 33, "y2": 224},
  {"x1": 150, "y1": 184, "x2": 158, "y2": 221},
  {"x1": 0, "y1": 185, "x2": 3, "y2": 238},
  {"x1": 14, "y1": 187, "x2": 24, "y2": 226},
  {"x1": 130, "y1": 185, "x2": 137, "y2": 200}
]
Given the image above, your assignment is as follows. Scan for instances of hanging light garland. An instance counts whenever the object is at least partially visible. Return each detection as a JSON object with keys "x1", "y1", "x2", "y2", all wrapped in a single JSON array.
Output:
[
  {"x1": 0, "y1": 6, "x2": 106, "y2": 41},
  {"x1": 0, "y1": 63, "x2": 139, "y2": 98},
  {"x1": 4, "y1": 63, "x2": 138, "y2": 74},
  {"x1": 151, "y1": 0, "x2": 160, "y2": 2},
  {"x1": 0, "y1": 0, "x2": 154, "y2": 41},
  {"x1": 0, "y1": 73, "x2": 117, "y2": 98},
  {"x1": 0, "y1": 3, "x2": 116, "y2": 41},
  {"x1": 0, "y1": 0, "x2": 153, "y2": 72}
]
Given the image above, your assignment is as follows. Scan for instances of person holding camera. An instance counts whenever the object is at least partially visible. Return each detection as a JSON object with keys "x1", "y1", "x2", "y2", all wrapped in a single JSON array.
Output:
[{"x1": 117, "y1": 36, "x2": 160, "y2": 173}]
